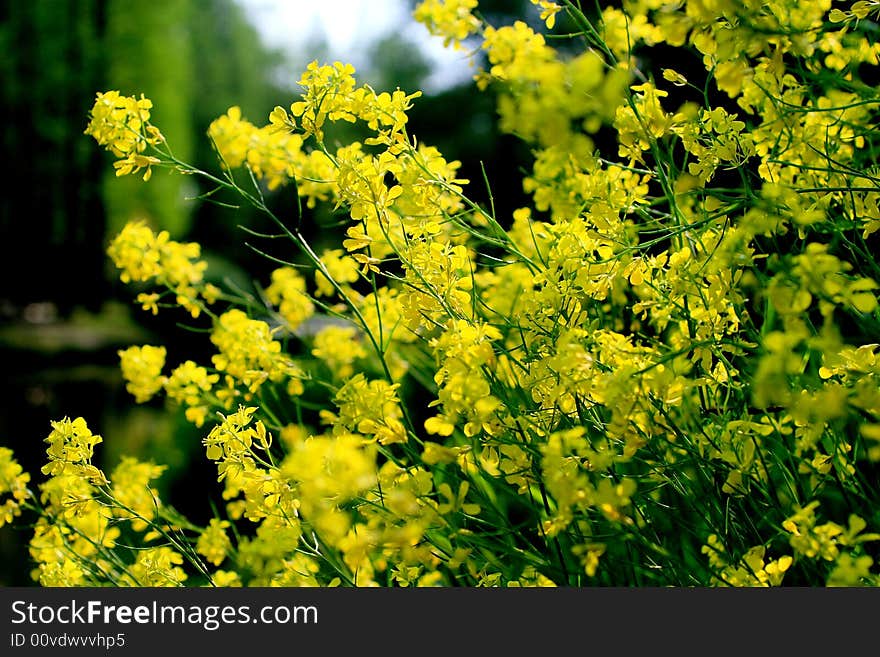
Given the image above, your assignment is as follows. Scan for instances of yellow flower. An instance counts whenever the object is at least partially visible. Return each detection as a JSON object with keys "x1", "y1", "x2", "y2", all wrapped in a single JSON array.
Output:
[
  {"x1": 197, "y1": 519, "x2": 233, "y2": 566},
  {"x1": 125, "y1": 547, "x2": 187, "y2": 586},
  {"x1": 85, "y1": 91, "x2": 164, "y2": 180},
  {"x1": 662, "y1": 68, "x2": 688, "y2": 86},
  {"x1": 41, "y1": 417, "x2": 106, "y2": 484},
  {"x1": 210, "y1": 309, "x2": 301, "y2": 393},
  {"x1": 265, "y1": 266, "x2": 315, "y2": 331},
  {"x1": 436, "y1": 481, "x2": 481, "y2": 516},
  {"x1": 413, "y1": 0, "x2": 480, "y2": 50},
  {"x1": 118, "y1": 345, "x2": 167, "y2": 403},
  {"x1": 110, "y1": 457, "x2": 167, "y2": 532},
  {"x1": 0, "y1": 448, "x2": 30, "y2": 528},
  {"x1": 312, "y1": 325, "x2": 367, "y2": 379},
  {"x1": 315, "y1": 248, "x2": 360, "y2": 297},
  {"x1": 165, "y1": 360, "x2": 219, "y2": 408},
  {"x1": 530, "y1": 1, "x2": 562, "y2": 29},
  {"x1": 329, "y1": 374, "x2": 407, "y2": 445},
  {"x1": 107, "y1": 220, "x2": 211, "y2": 317}
]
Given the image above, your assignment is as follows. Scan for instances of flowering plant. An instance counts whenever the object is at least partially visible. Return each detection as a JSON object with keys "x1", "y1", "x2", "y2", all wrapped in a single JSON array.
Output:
[{"x1": 4, "y1": 0, "x2": 880, "y2": 587}]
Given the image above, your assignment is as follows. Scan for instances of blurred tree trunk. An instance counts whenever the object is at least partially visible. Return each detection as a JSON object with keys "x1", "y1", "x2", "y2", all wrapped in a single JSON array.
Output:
[{"x1": 0, "y1": 0, "x2": 107, "y2": 314}]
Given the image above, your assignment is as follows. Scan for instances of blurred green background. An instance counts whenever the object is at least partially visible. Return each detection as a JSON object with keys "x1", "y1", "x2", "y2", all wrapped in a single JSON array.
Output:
[{"x1": 0, "y1": 0, "x2": 540, "y2": 586}]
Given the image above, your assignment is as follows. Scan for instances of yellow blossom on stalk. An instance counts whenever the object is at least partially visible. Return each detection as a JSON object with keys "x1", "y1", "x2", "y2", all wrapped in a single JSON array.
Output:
[
  {"x1": 324, "y1": 373, "x2": 407, "y2": 445},
  {"x1": 29, "y1": 463, "x2": 121, "y2": 586},
  {"x1": 211, "y1": 570, "x2": 242, "y2": 587},
  {"x1": 399, "y1": 240, "x2": 474, "y2": 329},
  {"x1": 522, "y1": 146, "x2": 645, "y2": 221},
  {"x1": 421, "y1": 441, "x2": 470, "y2": 465},
  {"x1": 267, "y1": 104, "x2": 297, "y2": 133},
  {"x1": 290, "y1": 60, "x2": 359, "y2": 141},
  {"x1": 427, "y1": 319, "x2": 503, "y2": 437},
  {"x1": 312, "y1": 325, "x2": 367, "y2": 379},
  {"x1": 672, "y1": 106, "x2": 755, "y2": 185},
  {"x1": 530, "y1": 1, "x2": 562, "y2": 29},
  {"x1": 265, "y1": 266, "x2": 315, "y2": 331},
  {"x1": 599, "y1": 7, "x2": 662, "y2": 61},
  {"x1": 107, "y1": 220, "x2": 211, "y2": 318},
  {"x1": 496, "y1": 444, "x2": 535, "y2": 494},
  {"x1": 281, "y1": 431, "x2": 378, "y2": 543},
  {"x1": 287, "y1": 59, "x2": 421, "y2": 153},
  {"x1": 357, "y1": 286, "x2": 415, "y2": 348},
  {"x1": 118, "y1": 345, "x2": 167, "y2": 403},
  {"x1": 197, "y1": 518, "x2": 233, "y2": 566},
  {"x1": 393, "y1": 143, "x2": 469, "y2": 230},
  {"x1": 112, "y1": 152, "x2": 162, "y2": 181},
  {"x1": 208, "y1": 105, "x2": 308, "y2": 191},
  {"x1": 315, "y1": 248, "x2": 360, "y2": 297},
  {"x1": 480, "y1": 20, "x2": 555, "y2": 85},
  {"x1": 525, "y1": 328, "x2": 599, "y2": 417},
  {"x1": 479, "y1": 18, "x2": 627, "y2": 149},
  {"x1": 701, "y1": 535, "x2": 793, "y2": 586},
  {"x1": 36, "y1": 473, "x2": 99, "y2": 522},
  {"x1": 41, "y1": 417, "x2": 107, "y2": 485},
  {"x1": 539, "y1": 427, "x2": 636, "y2": 533},
  {"x1": 36, "y1": 560, "x2": 88, "y2": 587},
  {"x1": 151, "y1": 231, "x2": 204, "y2": 290},
  {"x1": 781, "y1": 503, "x2": 880, "y2": 564},
  {"x1": 84, "y1": 90, "x2": 164, "y2": 180},
  {"x1": 572, "y1": 543, "x2": 606, "y2": 577},
  {"x1": 220, "y1": 463, "x2": 299, "y2": 526},
  {"x1": 662, "y1": 68, "x2": 688, "y2": 86},
  {"x1": 208, "y1": 106, "x2": 255, "y2": 168},
  {"x1": 165, "y1": 362, "x2": 211, "y2": 404},
  {"x1": 124, "y1": 547, "x2": 187, "y2": 587},
  {"x1": 413, "y1": 0, "x2": 481, "y2": 50},
  {"x1": 136, "y1": 292, "x2": 161, "y2": 315},
  {"x1": 164, "y1": 360, "x2": 220, "y2": 427},
  {"x1": 435, "y1": 480, "x2": 481, "y2": 516},
  {"x1": 360, "y1": 88, "x2": 423, "y2": 145},
  {"x1": 614, "y1": 81, "x2": 676, "y2": 163},
  {"x1": 203, "y1": 405, "x2": 264, "y2": 478},
  {"x1": 792, "y1": 243, "x2": 878, "y2": 315},
  {"x1": 109, "y1": 457, "x2": 167, "y2": 532},
  {"x1": 266, "y1": 552, "x2": 321, "y2": 587},
  {"x1": 827, "y1": 554, "x2": 876, "y2": 587},
  {"x1": 107, "y1": 221, "x2": 162, "y2": 283},
  {"x1": 334, "y1": 142, "x2": 404, "y2": 223},
  {"x1": 210, "y1": 309, "x2": 303, "y2": 397},
  {"x1": 0, "y1": 448, "x2": 30, "y2": 528},
  {"x1": 29, "y1": 513, "x2": 113, "y2": 584},
  {"x1": 28, "y1": 0, "x2": 880, "y2": 590}
]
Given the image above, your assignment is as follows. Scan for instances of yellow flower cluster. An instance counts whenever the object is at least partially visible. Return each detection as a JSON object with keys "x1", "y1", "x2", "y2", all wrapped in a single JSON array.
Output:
[
  {"x1": 118, "y1": 345, "x2": 166, "y2": 403},
  {"x1": 164, "y1": 361, "x2": 220, "y2": 427},
  {"x1": 702, "y1": 535, "x2": 793, "y2": 587},
  {"x1": 265, "y1": 266, "x2": 315, "y2": 331},
  {"x1": 10, "y1": 0, "x2": 880, "y2": 588},
  {"x1": 25, "y1": 417, "x2": 196, "y2": 587},
  {"x1": 41, "y1": 416, "x2": 106, "y2": 485},
  {"x1": 0, "y1": 448, "x2": 30, "y2": 528},
  {"x1": 84, "y1": 90, "x2": 164, "y2": 180},
  {"x1": 412, "y1": 0, "x2": 480, "y2": 50},
  {"x1": 325, "y1": 373, "x2": 407, "y2": 445},
  {"x1": 110, "y1": 456, "x2": 167, "y2": 532},
  {"x1": 107, "y1": 220, "x2": 215, "y2": 318},
  {"x1": 208, "y1": 105, "x2": 321, "y2": 194},
  {"x1": 210, "y1": 309, "x2": 303, "y2": 398}
]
